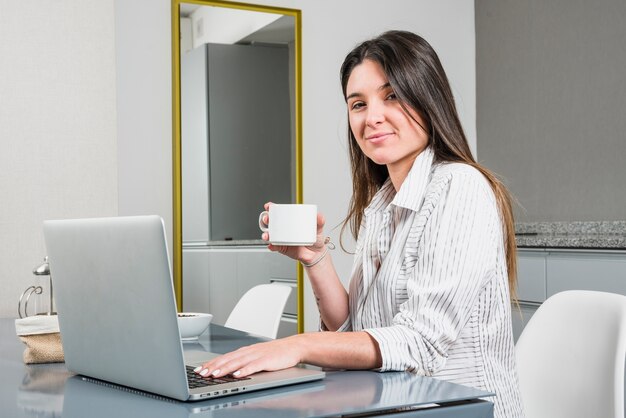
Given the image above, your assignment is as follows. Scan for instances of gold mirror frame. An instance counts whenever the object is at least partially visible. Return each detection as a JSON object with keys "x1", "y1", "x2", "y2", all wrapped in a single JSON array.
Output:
[{"x1": 171, "y1": 0, "x2": 304, "y2": 332}]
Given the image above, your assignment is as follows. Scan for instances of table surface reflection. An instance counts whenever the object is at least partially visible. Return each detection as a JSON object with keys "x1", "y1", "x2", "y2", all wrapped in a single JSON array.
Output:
[{"x1": 1, "y1": 319, "x2": 494, "y2": 417}]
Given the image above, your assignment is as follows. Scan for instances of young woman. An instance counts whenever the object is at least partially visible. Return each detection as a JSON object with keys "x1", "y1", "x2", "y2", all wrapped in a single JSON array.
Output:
[{"x1": 195, "y1": 31, "x2": 524, "y2": 418}]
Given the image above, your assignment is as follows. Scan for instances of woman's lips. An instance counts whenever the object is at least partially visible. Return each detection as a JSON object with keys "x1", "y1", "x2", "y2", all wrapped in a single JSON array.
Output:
[{"x1": 366, "y1": 132, "x2": 393, "y2": 144}]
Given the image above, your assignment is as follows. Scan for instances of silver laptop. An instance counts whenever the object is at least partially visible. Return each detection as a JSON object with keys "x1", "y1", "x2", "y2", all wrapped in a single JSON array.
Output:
[{"x1": 43, "y1": 215, "x2": 325, "y2": 402}]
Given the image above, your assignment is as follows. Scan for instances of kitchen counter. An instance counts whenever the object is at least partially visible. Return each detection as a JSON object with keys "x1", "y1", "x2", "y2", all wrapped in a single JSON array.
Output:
[{"x1": 515, "y1": 221, "x2": 626, "y2": 250}]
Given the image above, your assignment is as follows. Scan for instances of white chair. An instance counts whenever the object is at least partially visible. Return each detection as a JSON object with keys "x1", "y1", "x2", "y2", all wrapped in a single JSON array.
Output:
[
  {"x1": 224, "y1": 283, "x2": 292, "y2": 339},
  {"x1": 515, "y1": 290, "x2": 626, "y2": 418}
]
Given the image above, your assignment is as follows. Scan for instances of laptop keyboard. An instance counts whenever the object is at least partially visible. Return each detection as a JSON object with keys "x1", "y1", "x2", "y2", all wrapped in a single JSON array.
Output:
[{"x1": 186, "y1": 366, "x2": 251, "y2": 389}]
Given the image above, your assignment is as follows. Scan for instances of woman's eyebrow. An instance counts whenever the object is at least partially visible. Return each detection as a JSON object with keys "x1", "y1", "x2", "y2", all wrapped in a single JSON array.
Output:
[
  {"x1": 346, "y1": 91, "x2": 362, "y2": 101},
  {"x1": 346, "y1": 83, "x2": 392, "y2": 101}
]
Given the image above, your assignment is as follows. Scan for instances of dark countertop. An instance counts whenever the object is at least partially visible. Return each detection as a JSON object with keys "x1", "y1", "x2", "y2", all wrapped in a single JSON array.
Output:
[{"x1": 515, "y1": 221, "x2": 626, "y2": 250}]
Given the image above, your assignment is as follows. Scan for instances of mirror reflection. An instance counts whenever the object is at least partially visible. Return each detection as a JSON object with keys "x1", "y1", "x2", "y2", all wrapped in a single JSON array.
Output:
[
  {"x1": 180, "y1": 3, "x2": 296, "y2": 243},
  {"x1": 176, "y1": 1, "x2": 301, "y2": 335}
]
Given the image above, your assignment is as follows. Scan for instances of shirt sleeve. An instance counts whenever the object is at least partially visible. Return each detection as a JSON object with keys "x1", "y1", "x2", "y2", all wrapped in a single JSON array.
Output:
[
  {"x1": 319, "y1": 316, "x2": 352, "y2": 332},
  {"x1": 364, "y1": 169, "x2": 501, "y2": 375}
]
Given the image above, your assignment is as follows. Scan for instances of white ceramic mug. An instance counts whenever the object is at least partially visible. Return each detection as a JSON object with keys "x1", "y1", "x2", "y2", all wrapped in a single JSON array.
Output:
[{"x1": 258, "y1": 204, "x2": 317, "y2": 246}]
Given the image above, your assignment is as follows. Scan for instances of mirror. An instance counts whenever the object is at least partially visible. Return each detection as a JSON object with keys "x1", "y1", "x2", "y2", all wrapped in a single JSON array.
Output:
[{"x1": 171, "y1": 0, "x2": 303, "y2": 332}]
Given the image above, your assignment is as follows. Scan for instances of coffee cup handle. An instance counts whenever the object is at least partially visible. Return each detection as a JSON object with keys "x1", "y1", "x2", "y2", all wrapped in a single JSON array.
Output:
[{"x1": 258, "y1": 211, "x2": 269, "y2": 232}]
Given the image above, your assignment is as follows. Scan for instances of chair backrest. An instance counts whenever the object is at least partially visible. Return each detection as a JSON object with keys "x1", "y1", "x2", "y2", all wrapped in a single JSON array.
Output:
[
  {"x1": 515, "y1": 290, "x2": 626, "y2": 418},
  {"x1": 224, "y1": 283, "x2": 292, "y2": 339}
]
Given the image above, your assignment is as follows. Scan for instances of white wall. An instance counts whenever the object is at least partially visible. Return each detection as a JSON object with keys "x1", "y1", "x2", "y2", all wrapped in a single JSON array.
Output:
[
  {"x1": 0, "y1": 0, "x2": 117, "y2": 318},
  {"x1": 115, "y1": 0, "x2": 476, "y2": 330},
  {"x1": 115, "y1": 0, "x2": 174, "y2": 254}
]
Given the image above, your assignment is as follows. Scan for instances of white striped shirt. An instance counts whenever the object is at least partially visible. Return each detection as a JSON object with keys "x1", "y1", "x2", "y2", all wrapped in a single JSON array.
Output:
[{"x1": 336, "y1": 147, "x2": 524, "y2": 418}]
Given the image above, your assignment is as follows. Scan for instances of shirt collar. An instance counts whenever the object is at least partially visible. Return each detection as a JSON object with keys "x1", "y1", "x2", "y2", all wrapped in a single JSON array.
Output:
[
  {"x1": 392, "y1": 146, "x2": 435, "y2": 212},
  {"x1": 364, "y1": 146, "x2": 436, "y2": 216}
]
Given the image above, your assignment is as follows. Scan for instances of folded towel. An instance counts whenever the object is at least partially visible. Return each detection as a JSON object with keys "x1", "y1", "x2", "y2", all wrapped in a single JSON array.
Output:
[
  {"x1": 15, "y1": 315, "x2": 60, "y2": 336},
  {"x1": 15, "y1": 316, "x2": 64, "y2": 364}
]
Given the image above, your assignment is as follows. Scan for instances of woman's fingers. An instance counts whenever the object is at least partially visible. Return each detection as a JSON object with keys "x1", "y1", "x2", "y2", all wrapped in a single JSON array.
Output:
[
  {"x1": 195, "y1": 347, "x2": 258, "y2": 378},
  {"x1": 194, "y1": 339, "x2": 302, "y2": 379},
  {"x1": 316, "y1": 213, "x2": 325, "y2": 231},
  {"x1": 261, "y1": 203, "x2": 272, "y2": 241},
  {"x1": 268, "y1": 244, "x2": 293, "y2": 256},
  {"x1": 228, "y1": 359, "x2": 267, "y2": 378},
  {"x1": 211, "y1": 356, "x2": 259, "y2": 379}
]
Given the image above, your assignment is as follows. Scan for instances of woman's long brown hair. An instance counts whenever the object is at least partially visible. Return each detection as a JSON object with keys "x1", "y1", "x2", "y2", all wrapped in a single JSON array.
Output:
[{"x1": 339, "y1": 31, "x2": 518, "y2": 301}]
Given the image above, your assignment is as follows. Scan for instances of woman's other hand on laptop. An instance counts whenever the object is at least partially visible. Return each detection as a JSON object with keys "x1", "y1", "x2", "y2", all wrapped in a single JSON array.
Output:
[
  {"x1": 193, "y1": 331, "x2": 381, "y2": 378},
  {"x1": 193, "y1": 336, "x2": 303, "y2": 379}
]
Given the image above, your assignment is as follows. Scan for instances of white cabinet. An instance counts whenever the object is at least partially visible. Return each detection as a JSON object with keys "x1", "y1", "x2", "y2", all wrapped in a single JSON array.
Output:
[
  {"x1": 182, "y1": 247, "x2": 298, "y2": 335},
  {"x1": 511, "y1": 303, "x2": 539, "y2": 342},
  {"x1": 517, "y1": 250, "x2": 547, "y2": 303},
  {"x1": 513, "y1": 248, "x2": 626, "y2": 341},
  {"x1": 513, "y1": 250, "x2": 546, "y2": 342},
  {"x1": 547, "y1": 252, "x2": 626, "y2": 296}
]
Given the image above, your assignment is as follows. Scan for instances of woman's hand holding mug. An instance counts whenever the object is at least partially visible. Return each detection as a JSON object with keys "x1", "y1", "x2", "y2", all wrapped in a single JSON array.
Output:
[{"x1": 259, "y1": 202, "x2": 328, "y2": 264}]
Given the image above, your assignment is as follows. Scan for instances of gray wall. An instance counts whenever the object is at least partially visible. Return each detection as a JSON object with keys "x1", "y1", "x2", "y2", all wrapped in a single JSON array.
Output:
[
  {"x1": 182, "y1": 43, "x2": 292, "y2": 242},
  {"x1": 476, "y1": 0, "x2": 626, "y2": 222},
  {"x1": 207, "y1": 43, "x2": 292, "y2": 241}
]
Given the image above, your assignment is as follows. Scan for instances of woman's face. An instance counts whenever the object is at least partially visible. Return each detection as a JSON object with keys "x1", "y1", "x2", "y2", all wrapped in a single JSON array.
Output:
[{"x1": 345, "y1": 59, "x2": 429, "y2": 173}]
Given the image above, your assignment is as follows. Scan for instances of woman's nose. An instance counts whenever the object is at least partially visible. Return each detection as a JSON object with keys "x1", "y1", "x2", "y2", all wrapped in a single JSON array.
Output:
[{"x1": 365, "y1": 102, "x2": 385, "y2": 127}]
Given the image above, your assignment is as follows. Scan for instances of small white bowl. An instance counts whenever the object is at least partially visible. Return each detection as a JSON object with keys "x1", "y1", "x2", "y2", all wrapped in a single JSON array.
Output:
[{"x1": 177, "y1": 312, "x2": 212, "y2": 340}]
